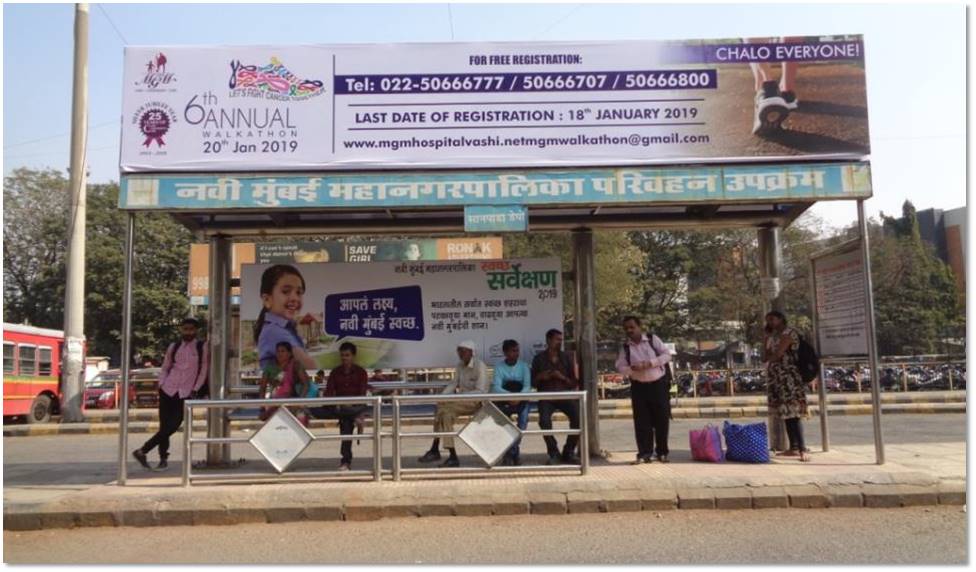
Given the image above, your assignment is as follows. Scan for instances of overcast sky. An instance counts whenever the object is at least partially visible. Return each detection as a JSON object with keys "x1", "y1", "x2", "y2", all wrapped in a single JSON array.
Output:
[{"x1": 3, "y1": 3, "x2": 966, "y2": 228}]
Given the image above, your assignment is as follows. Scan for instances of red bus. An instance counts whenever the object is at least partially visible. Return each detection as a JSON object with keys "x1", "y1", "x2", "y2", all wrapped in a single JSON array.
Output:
[{"x1": 3, "y1": 323, "x2": 63, "y2": 423}]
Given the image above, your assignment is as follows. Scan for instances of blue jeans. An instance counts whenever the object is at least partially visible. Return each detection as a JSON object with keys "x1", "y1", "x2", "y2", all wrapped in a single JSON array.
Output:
[{"x1": 498, "y1": 401, "x2": 530, "y2": 458}]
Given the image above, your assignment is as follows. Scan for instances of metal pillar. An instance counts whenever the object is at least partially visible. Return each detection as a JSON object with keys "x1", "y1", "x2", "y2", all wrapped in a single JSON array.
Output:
[
  {"x1": 857, "y1": 200, "x2": 885, "y2": 464},
  {"x1": 571, "y1": 229, "x2": 600, "y2": 456},
  {"x1": 206, "y1": 235, "x2": 232, "y2": 465},
  {"x1": 116, "y1": 214, "x2": 136, "y2": 484},
  {"x1": 808, "y1": 257, "x2": 830, "y2": 452},
  {"x1": 757, "y1": 227, "x2": 788, "y2": 451}
]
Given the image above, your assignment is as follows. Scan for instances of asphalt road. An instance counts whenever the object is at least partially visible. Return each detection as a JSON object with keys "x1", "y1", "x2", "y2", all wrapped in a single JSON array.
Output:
[
  {"x1": 2, "y1": 414, "x2": 965, "y2": 487},
  {"x1": 3, "y1": 507, "x2": 965, "y2": 564}
]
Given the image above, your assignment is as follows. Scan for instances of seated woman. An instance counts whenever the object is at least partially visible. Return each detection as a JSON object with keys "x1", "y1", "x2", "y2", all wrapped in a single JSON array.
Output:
[{"x1": 258, "y1": 341, "x2": 311, "y2": 427}]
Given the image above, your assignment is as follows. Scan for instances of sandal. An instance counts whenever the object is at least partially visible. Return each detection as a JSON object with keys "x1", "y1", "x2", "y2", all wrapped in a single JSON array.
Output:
[
  {"x1": 776, "y1": 449, "x2": 799, "y2": 457},
  {"x1": 798, "y1": 451, "x2": 811, "y2": 462}
]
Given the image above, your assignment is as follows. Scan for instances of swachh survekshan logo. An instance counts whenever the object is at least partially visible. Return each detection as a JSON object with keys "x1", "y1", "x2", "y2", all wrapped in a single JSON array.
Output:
[{"x1": 228, "y1": 57, "x2": 325, "y2": 101}]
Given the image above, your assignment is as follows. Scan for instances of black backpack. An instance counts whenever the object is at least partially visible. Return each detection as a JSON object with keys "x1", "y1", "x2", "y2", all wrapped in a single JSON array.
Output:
[{"x1": 795, "y1": 335, "x2": 821, "y2": 383}]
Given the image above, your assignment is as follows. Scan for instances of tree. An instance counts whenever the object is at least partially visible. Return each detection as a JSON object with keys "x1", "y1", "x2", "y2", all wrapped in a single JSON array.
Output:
[
  {"x1": 3, "y1": 168, "x2": 70, "y2": 328},
  {"x1": 503, "y1": 231, "x2": 644, "y2": 341},
  {"x1": 3, "y1": 169, "x2": 194, "y2": 365},
  {"x1": 869, "y1": 201, "x2": 963, "y2": 356}
]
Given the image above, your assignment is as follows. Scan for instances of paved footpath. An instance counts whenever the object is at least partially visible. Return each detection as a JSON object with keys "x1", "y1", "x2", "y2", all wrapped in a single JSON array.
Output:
[{"x1": 3, "y1": 415, "x2": 966, "y2": 530}]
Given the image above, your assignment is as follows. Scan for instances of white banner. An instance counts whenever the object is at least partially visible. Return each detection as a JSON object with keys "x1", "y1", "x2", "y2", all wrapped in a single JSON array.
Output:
[
  {"x1": 120, "y1": 36, "x2": 868, "y2": 172},
  {"x1": 812, "y1": 245, "x2": 869, "y2": 357},
  {"x1": 239, "y1": 258, "x2": 563, "y2": 371}
]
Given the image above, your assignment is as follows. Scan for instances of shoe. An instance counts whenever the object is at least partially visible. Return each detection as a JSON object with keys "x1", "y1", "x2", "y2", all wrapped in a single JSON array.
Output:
[
  {"x1": 562, "y1": 453, "x2": 581, "y2": 465},
  {"x1": 338, "y1": 462, "x2": 351, "y2": 471},
  {"x1": 417, "y1": 450, "x2": 442, "y2": 463},
  {"x1": 752, "y1": 80, "x2": 790, "y2": 135},
  {"x1": 656, "y1": 454, "x2": 670, "y2": 464},
  {"x1": 511, "y1": 455, "x2": 522, "y2": 466},
  {"x1": 132, "y1": 449, "x2": 151, "y2": 470},
  {"x1": 780, "y1": 90, "x2": 799, "y2": 110},
  {"x1": 156, "y1": 458, "x2": 169, "y2": 471},
  {"x1": 632, "y1": 455, "x2": 653, "y2": 465},
  {"x1": 546, "y1": 453, "x2": 562, "y2": 465},
  {"x1": 440, "y1": 457, "x2": 460, "y2": 468}
]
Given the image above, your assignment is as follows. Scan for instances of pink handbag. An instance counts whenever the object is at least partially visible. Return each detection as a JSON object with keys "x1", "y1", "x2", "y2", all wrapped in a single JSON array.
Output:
[{"x1": 689, "y1": 424, "x2": 725, "y2": 463}]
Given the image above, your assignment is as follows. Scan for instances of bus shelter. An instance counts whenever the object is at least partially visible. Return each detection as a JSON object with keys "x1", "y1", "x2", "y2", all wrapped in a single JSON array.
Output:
[{"x1": 113, "y1": 35, "x2": 882, "y2": 483}]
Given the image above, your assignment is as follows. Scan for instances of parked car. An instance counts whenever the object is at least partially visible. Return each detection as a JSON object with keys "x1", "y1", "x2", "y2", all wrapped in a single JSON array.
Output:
[{"x1": 83, "y1": 370, "x2": 127, "y2": 410}]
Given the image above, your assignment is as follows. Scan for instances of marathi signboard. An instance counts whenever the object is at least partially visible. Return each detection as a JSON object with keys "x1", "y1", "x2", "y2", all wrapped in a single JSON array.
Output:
[
  {"x1": 811, "y1": 240, "x2": 869, "y2": 357},
  {"x1": 121, "y1": 162, "x2": 872, "y2": 210},
  {"x1": 239, "y1": 258, "x2": 562, "y2": 370},
  {"x1": 464, "y1": 205, "x2": 528, "y2": 233},
  {"x1": 120, "y1": 36, "x2": 868, "y2": 173}
]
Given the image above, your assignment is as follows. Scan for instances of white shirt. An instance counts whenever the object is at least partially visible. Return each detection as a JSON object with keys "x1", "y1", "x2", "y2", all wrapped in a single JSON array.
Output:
[{"x1": 442, "y1": 357, "x2": 489, "y2": 394}]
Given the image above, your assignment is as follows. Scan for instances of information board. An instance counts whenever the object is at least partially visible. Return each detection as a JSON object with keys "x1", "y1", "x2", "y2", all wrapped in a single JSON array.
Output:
[{"x1": 811, "y1": 241, "x2": 869, "y2": 357}]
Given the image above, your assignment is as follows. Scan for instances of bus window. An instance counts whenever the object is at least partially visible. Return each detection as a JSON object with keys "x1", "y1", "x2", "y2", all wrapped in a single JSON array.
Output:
[
  {"x1": 3, "y1": 343, "x2": 14, "y2": 374},
  {"x1": 18, "y1": 345, "x2": 36, "y2": 376},
  {"x1": 38, "y1": 347, "x2": 52, "y2": 376}
]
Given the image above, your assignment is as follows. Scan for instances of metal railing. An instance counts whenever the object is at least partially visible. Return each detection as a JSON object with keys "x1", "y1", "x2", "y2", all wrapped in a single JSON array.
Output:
[
  {"x1": 182, "y1": 395, "x2": 383, "y2": 486},
  {"x1": 389, "y1": 391, "x2": 588, "y2": 481},
  {"x1": 226, "y1": 380, "x2": 451, "y2": 397}
]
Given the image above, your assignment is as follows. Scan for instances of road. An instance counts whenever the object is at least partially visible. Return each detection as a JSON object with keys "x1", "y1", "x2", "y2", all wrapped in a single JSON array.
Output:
[
  {"x1": 2, "y1": 414, "x2": 965, "y2": 487},
  {"x1": 3, "y1": 507, "x2": 964, "y2": 564}
]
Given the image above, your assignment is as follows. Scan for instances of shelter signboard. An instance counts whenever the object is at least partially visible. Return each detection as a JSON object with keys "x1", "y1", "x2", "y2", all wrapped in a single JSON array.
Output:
[
  {"x1": 239, "y1": 258, "x2": 562, "y2": 370},
  {"x1": 121, "y1": 162, "x2": 872, "y2": 210},
  {"x1": 811, "y1": 240, "x2": 869, "y2": 357},
  {"x1": 120, "y1": 36, "x2": 867, "y2": 173}
]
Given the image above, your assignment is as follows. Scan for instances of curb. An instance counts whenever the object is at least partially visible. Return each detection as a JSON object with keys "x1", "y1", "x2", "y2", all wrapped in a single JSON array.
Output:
[
  {"x1": 4, "y1": 402, "x2": 965, "y2": 437},
  {"x1": 3, "y1": 480, "x2": 965, "y2": 531}
]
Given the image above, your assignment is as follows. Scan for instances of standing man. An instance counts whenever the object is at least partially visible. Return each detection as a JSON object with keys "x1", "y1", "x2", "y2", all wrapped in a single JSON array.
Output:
[
  {"x1": 132, "y1": 318, "x2": 209, "y2": 471},
  {"x1": 491, "y1": 339, "x2": 532, "y2": 466},
  {"x1": 615, "y1": 316, "x2": 672, "y2": 464},
  {"x1": 417, "y1": 340, "x2": 489, "y2": 468},
  {"x1": 531, "y1": 329, "x2": 581, "y2": 465},
  {"x1": 322, "y1": 342, "x2": 369, "y2": 471}
]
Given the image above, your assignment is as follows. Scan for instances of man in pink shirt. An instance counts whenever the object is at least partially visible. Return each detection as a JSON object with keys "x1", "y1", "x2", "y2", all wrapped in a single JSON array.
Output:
[
  {"x1": 133, "y1": 318, "x2": 209, "y2": 471},
  {"x1": 615, "y1": 316, "x2": 672, "y2": 464}
]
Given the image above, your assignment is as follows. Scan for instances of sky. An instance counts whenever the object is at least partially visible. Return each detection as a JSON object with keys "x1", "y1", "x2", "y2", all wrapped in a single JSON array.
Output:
[{"x1": 2, "y1": 2, "x2": 967, "y2": 228}]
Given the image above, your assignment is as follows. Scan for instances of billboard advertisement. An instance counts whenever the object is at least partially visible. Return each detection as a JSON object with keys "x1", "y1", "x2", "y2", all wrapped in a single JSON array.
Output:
[
  {"x1": 120, "y1": 36, "x2": 868, "y2": 173},
  {"x1": 190, "y1": 238, "x2": 503, "y2": 305},
  {"x1": 239, "y1": 258, "x2": 562, "y2": 371}
]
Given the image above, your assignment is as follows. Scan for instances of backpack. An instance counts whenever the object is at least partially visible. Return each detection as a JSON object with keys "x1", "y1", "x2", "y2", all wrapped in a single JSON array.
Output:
[
  {"x1": 164, "y1": 339, "x2": 208, "y2": 397},
  {"x1": 795, "y1": 335, "x2": 821, "y2": 383}
]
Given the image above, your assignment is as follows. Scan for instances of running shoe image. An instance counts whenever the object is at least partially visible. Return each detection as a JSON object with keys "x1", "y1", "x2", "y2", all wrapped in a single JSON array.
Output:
[{"x1": 752, "y1": 80, "x2": 790, "y2": 135}]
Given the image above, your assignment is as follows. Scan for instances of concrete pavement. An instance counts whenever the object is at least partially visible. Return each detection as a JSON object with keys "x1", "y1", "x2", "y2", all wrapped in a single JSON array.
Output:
[{"x1": 3, "y1": 415, "x2": 966, "y2": 530}]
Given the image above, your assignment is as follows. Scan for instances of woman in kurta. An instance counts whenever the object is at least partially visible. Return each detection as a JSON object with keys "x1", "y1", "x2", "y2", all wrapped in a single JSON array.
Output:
[{"x1": 764, "y1": 311, "x2": 810, "y2": 461}]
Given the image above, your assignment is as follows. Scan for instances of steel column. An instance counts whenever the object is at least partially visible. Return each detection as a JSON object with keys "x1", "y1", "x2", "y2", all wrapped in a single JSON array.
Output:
[
  {"x1": 206, "y1": 235, "x2": 232, "y2": 465},
  {"x1": 758, "y1": 227, "x2": 788, "y2": 452},
  {"x1": 116, "y1": 213, "x2": 136, "y2": 485},
  {"x1": 857, "y1": 200, "x2": 885, "y2": 464},
  {"x1": 808, "y1": 256, "x2": 830, "y2": 452},
  {"x1": 572, "y1": 229, "x2": 600, "y2": 457}
]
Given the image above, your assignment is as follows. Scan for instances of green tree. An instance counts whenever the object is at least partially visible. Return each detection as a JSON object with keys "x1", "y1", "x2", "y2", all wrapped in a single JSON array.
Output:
[
  {"x1": 870, "y1": 201, "x2": 963, "y2": 355},
  {"x1": 3, "y1": 169, "x2": 194, "y2": 364}
]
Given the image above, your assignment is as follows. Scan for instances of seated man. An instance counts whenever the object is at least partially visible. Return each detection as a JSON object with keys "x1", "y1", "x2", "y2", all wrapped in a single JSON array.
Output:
[
  {"x1": 417, "y1": 340, "x2": 489, "y2": 468},
  {"x1": 322, "y1": 342, "x2": 369, "y2": 471},
  {"x1": 491, "y1": 339, "x2": 532, "y2": 466},
  {"x1": 532, "y1": 328, "x2": 581, "y2": 465}
]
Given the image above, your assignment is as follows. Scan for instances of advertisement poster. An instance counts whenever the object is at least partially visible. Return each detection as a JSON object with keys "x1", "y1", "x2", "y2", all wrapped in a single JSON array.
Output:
[
  {"x1": 239, "y1": 258, "x2": 563, "y2": 371},
  {"x1": 812, "y1": 244, "x2": 868, "y2": 357},
  {"x1": 121, "y1": 36, "x2": 868, "y2": 172}
]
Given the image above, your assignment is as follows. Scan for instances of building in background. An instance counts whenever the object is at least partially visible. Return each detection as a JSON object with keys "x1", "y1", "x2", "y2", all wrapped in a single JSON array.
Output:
[{"x1": 917, "y1": 207, "x2": 966, "y2": 296}]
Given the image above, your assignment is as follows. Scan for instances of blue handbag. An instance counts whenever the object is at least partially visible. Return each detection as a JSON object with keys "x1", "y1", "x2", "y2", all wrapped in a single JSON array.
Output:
[{"x1": 722, "y1": 421, "x2": 770, "y2": 463}]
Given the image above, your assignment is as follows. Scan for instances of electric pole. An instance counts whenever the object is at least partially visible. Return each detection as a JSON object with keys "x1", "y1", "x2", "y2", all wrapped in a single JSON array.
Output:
[{"x1": 61, "y1": 3, "x2": 89, "y2": 423}]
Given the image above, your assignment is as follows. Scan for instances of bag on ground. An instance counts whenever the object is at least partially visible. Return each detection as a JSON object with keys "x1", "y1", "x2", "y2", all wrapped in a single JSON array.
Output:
[
  {"x1": 689, "y1": 424, "x2": 724, "y2": 463},
  {"x1": 722, "y1": 420, "x2": 770, "y2": 463}
]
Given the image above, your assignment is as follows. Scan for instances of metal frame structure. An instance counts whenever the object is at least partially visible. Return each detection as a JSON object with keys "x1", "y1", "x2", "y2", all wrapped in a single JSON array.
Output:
[
  {"x1": 389, "y1": 391, "x2": 588, "y2": 481},
  {"x1": 182, "y1": 395, "x2": 384, "y2": 485},
  {"x1": 114, "y1": 164, "x2": 882, "y2": 482}
]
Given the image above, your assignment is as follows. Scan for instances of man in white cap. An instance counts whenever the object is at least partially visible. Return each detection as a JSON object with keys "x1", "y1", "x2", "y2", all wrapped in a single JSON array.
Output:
[{"x1": 418, "y1": 339, "x2": 489, "y2": 467}]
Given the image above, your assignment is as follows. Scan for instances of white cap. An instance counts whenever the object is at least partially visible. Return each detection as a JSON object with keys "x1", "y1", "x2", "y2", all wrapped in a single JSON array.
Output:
[{"x1": 457, "y1": 340, "x2": 477, "y2": 352}]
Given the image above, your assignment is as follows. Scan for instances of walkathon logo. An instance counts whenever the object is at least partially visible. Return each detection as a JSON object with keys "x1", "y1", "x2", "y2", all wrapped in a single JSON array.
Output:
[
  {"x1": 135, "y1": 52, "x2": 177, "y2": 90},
  {"x1": 131, "y1": 101, "x2": 177, "y2": 148},
  {"x1": 228, "y1": 57, "x2": 325, "y2": 101}
]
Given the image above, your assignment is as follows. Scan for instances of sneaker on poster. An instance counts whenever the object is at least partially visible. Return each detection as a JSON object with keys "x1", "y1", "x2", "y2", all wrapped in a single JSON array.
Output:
[{"x1": 752, "y1": 80, "x2": 790, "y2": 134}]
